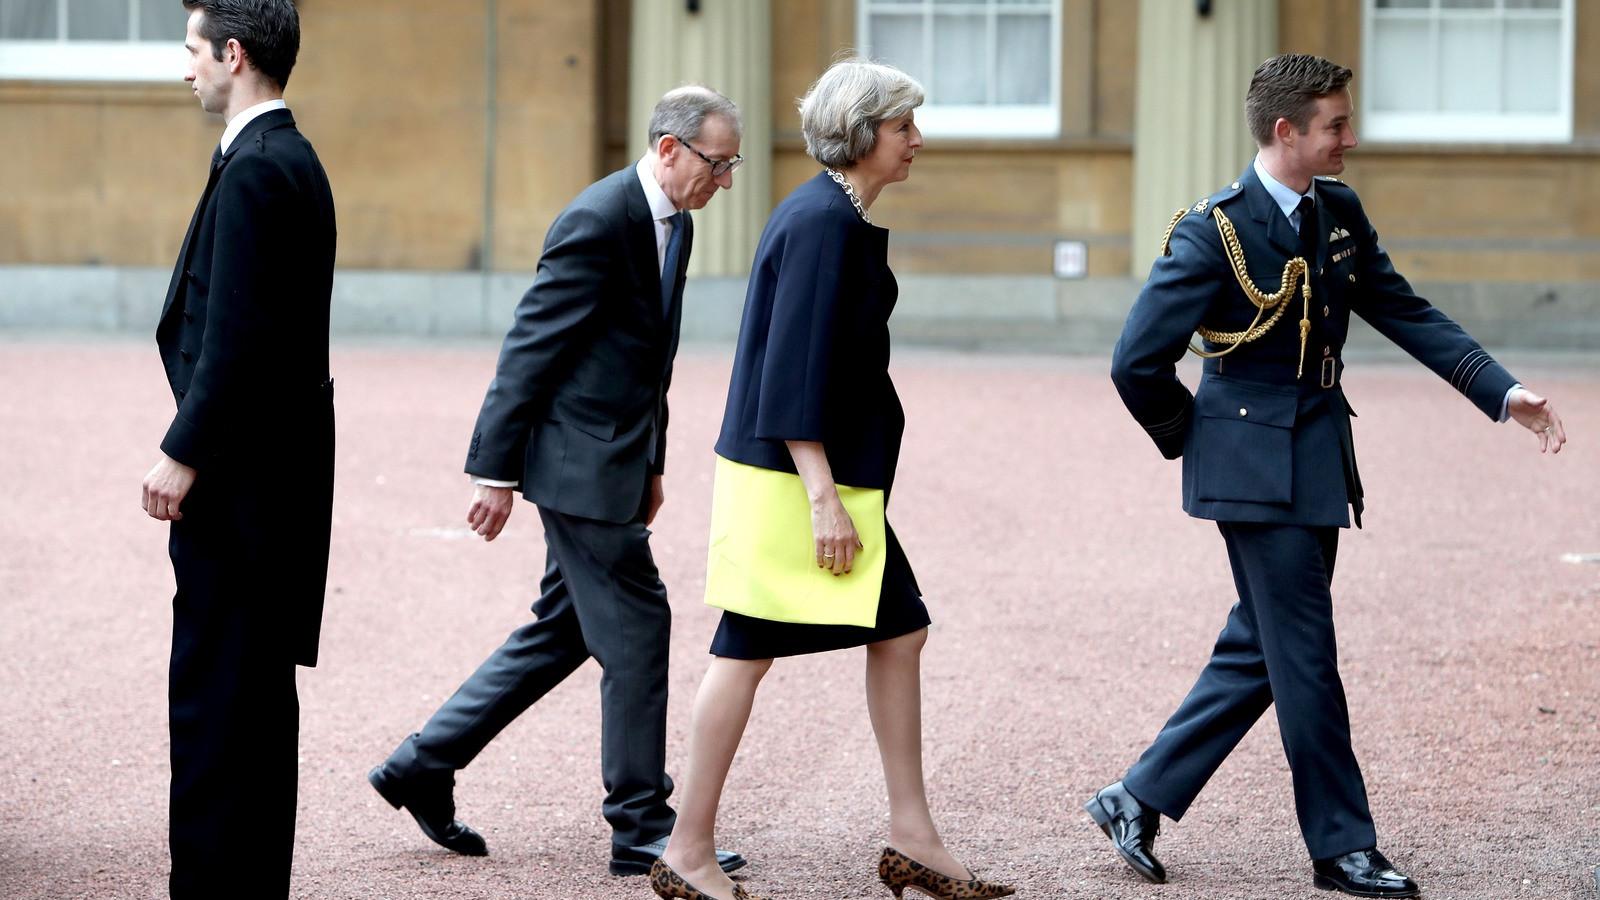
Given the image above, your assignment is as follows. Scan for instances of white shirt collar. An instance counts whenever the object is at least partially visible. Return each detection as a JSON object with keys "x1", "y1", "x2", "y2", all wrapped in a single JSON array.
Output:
[
  {"x1": 1253, "y1": 154, "x2": 1315, "y2": 221},
  {"x1": 635, "y1": 155, "x2": 678, "y2": 222},
  {"x1": 220, "y1": 98, "x2": 288, "y2": 155}
]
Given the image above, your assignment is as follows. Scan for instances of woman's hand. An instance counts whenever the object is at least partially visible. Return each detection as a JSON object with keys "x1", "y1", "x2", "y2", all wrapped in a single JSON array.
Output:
[
  {"x1": 810, "y1": 490, "x2": 863, "y2": 576},
  {"x1": 786, "y1": 440, "x2": 864, "y2": 576}
]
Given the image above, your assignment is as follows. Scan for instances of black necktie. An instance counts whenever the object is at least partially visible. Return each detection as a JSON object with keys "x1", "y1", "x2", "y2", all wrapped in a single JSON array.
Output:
[
  {"x1": 659, "y1": 211, "x2": 686, "y2": 318},
  {"x1": 1295, "y1": 195, "x2": 1317, "y2": 260}
]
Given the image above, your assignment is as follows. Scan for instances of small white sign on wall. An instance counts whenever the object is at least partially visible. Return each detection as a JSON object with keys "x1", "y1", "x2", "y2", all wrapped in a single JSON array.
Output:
[{"x1": 1053, "y1": 240, "x2": 1087, "y2": 279}]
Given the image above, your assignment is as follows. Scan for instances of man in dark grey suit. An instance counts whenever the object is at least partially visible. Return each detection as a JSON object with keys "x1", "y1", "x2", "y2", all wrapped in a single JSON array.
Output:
[{"x1": 370, "y1": 86, "x2": 747, "y2": 877}]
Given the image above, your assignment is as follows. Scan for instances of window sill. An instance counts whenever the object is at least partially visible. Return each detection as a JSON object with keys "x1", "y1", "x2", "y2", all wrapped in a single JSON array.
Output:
[
  {"x1": 1358, "y1": 139, "x2": 1600, "y2": 157},
  {"x1": 0, "y1": 80, "x2": 192, "y2": 105}
]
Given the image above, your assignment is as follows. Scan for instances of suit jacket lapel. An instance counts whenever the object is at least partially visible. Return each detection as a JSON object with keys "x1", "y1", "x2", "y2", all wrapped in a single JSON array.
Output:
[
  {"x1": 621, "y1": 174, "x2": 665, "y2": 328},
  {"x1": 663, "y1": 214, "x2": 691, "y2": 367},
  {"x1": 1314, "y1": 186, "x2": 1335, "y2": 269},
  {"x1": 1241, "y1": 165, "x2": 1301, "y2": 258},
  {"x1": 160, "y1": 153, "x2": 226, "y2": 326}
]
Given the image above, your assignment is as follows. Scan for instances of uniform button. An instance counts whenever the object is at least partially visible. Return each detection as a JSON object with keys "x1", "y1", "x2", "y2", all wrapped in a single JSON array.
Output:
[
  {"x1": 1348, "y1": 273, "x2": 1357, "y2": 283},
  {"x1": 1231, "y1": 181, "x2": 1241, "y2": 190},
  {"x1": 180, "y1": 349, "x2": 192, "y2": 361},
  {"x1": 183, "y1": 310, "x2": 194, "y2": 322},
  {"x1": 1323, "y1": 305, "x2": 1330, "y2": 316},
  {"x1": 1324, "y1": 345, "x2": 1332, "y2": 356},
  {"x1": 1238, "y1": 408, "x2": 1248, "y2": 417},
  {"x1": 1319, "y1": 266, "x2": 1325, "y2": 276},
  {"x1": 177, "y1": 389, "x2": 186, "y2": 399}
]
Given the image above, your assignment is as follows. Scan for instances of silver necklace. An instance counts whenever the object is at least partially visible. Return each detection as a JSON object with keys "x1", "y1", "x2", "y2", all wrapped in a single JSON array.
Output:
[{"x1": 826, "y1": 168, "x2": 871, "y2": 224}]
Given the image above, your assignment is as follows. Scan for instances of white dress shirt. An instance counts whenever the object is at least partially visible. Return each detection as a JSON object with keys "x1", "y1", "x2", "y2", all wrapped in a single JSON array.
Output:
[
  {"x1": 1252, "y1": 154, "x2": 1519, "y2": 421},
  {"x1": 220, "y1": 98, "x2": 287, "y2": 154},
  {"x1": 635, "y1": 154, "x2": 680, "y2": 275}
]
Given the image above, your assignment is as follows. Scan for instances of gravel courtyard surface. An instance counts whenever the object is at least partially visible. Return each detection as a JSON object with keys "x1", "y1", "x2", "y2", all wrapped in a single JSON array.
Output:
[{"x1": 1, "y1": 339, "x2": 1596, "y2": 900}]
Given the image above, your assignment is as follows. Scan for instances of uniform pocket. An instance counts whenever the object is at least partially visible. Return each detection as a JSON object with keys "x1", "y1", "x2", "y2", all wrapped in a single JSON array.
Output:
[{"x1": 1192, "y1": 377, "x2": 1297, "y2": 504}]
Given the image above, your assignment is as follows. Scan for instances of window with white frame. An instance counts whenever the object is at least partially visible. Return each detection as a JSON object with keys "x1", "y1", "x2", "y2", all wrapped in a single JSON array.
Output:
[
  {"x1": 0, "y1": 0, "x2": 189, "y2": 82},
  {"x1": 859, "y1": 0, "x2": 1061, "y2": 138},
  {"x1": 1362, "y1": 0, "x2": 1574, "y2": 142}
]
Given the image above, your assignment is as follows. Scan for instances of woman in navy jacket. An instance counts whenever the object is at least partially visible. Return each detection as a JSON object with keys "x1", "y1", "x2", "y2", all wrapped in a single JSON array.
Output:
[{"x1": 649, "y1": 60, "x2": 1014, "y2": 900}]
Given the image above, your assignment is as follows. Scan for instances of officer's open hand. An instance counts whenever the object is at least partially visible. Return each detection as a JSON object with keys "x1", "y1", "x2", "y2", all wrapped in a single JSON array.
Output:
[
  {"x1": 1508, "y1": 388, "x2": 1566, "y2": 454},
  {"x1": 467, "y1": 484, "x2": 515, "y2": 541},
  {"x1": 142, "y1": 454, "x2": 197, "y2": 521}
]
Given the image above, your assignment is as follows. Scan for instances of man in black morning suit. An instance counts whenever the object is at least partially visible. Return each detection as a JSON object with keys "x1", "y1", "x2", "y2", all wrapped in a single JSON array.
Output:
[
  {"x1": 1086, "y1": 55, "x2": 1567, "y2": 898},
  {"x1": 140, "y1": 2, "x2": 335, "y2": 898},
  {"x1": 369, "y1": 86, "x2": 746, "y2": 877}
]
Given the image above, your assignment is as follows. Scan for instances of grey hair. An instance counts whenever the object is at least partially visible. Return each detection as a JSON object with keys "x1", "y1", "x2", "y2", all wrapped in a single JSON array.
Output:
[
  {"x1": 647, "y1": 85, "x2": 742, "y2": 148},
  {"x1": 799, "y1": 57, "x2": 924, "y2": 168}
]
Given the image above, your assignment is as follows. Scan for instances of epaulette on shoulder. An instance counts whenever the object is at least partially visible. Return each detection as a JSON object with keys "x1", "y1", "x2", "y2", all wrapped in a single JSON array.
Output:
[
  {"x1": 1314, "y1": 174, "x2": 1355, "y2": 195},
  {"x1": 1160, "y1": 180, "x2": 1245, "y2": 256}
]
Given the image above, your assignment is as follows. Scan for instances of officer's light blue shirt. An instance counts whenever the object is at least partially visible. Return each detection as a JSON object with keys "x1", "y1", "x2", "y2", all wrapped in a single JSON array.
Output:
[{"x1": 1251, "y1": 154, "x2": 1518, "y2": 422}]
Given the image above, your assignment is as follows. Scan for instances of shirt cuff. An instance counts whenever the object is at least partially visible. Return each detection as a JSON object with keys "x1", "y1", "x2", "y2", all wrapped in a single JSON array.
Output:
[
  {"x1": 1499, "y1": 383, "x2": 1523, "y2": 423},
  {"x1": 473, "y1": 477, "x2": 519, "y2": 488}
]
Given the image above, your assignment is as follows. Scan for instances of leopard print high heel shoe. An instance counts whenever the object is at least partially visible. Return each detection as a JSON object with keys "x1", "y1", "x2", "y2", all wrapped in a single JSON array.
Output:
[
  {"x1": 877, "y1": 847, "x2": 1015, "y2": 899},
  {"x1": 649, "y1": 858, "x2": 767, "y2": 900}
]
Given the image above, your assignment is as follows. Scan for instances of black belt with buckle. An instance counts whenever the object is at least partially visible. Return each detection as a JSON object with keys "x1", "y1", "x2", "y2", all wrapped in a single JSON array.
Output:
[{"x1": 1209, "y1": 355, "x2": 1341, "y2": 389}]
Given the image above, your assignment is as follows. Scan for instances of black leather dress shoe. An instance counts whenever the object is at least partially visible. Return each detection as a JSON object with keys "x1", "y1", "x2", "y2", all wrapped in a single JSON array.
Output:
[
  {"x1": 1084, "y1": 781, "x2": 1166, "y2": 883},
  {"x1": 1313, "y1": 849, "x2": 1419, "y2": 897},
  {"x1": 611, "y1": 837, "x2": 747, "y2": 876},
  {"x1": 368, "y1": 765, "x2": 488, "y2": 856}
]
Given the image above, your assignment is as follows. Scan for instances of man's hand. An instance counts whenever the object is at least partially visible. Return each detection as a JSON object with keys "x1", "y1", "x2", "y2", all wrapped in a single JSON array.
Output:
[
  {"x1": 467, "y1": 484, "x2": 515, "y2": 541},
  {"x1": 1509, "y1": 388, "x2": 1567, "y2": 454},
  {"x1": 644, "y1": 474, "x2": 665, "y2": 526},
  {"x1": 142, "y1": 454, "x2": 197, "y2": 521}
]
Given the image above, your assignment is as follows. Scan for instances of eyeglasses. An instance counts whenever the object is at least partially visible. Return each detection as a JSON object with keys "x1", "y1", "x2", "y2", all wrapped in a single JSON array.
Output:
[{"x1": 669, "y1": 134, "x2": 743, "y2": 178}]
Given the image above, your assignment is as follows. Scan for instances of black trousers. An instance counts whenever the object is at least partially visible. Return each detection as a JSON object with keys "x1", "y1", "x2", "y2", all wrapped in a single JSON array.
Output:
[
  {"x1": 168, "y1": 520, "x2": 299, "y2": 900},
  {"x1": 1123, "y1": 522, "x2": 1376, "y2": 859},
  {"x1": 382, "y1": 505, "x2": 676, "y2": 848}
]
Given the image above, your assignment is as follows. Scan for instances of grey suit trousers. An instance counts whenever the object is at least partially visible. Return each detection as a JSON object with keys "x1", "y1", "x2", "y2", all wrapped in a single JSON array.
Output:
[{"x1": 383, "y1": 504, "x2": 676, "y2": 848}]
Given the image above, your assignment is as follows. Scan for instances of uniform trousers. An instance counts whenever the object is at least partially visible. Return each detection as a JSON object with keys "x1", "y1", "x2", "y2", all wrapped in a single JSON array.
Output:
[{"x1": 1122, "y1": 521, "x2": 1377, "y2": 859}]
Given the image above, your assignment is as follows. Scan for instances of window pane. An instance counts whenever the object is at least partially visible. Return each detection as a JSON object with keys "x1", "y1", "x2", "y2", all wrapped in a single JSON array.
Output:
[
  {"x1": 1, "y1": 0, "x2": 58, "y2": 38},
  {"x1": 868, "y1": 13, "x2": 926, "y2": 87},
  {"x1": 1439, "y1": 0, "x2": 1494, "y2": 8},
  {"x1": 1503, "y1": 0, "x2": 1561, "y2": 9},
  {"x1": 68, "y1": 0, "x2": 130, "y2": 40},
  {"x1": 996, "y1": 14, "x2": 1049, "y2": 104},
  {"x1": 1438, "y1": 18, "x2": 1498, "y2": 112},
  {"x1": 1504, "y1": 19, "x2": 1561, "y2": 112},
  {"x1": 932, "y1": 12, "x2": 986, "y2": 103},
  {"x1": 1374, "y1": 0, "x2": 1429, "y2": 9},
  {"x1": 140, "y1": 0, "x2": 188, "y2": 41},
  {"x1": 1370, "y1": 19, "x2": 1434, "y2": 112}
]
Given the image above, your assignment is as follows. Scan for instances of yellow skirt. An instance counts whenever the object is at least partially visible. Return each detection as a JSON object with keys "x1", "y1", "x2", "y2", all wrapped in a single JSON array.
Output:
[{"x1": 704, "y1": 455, "x2": 887, "y2": 627}]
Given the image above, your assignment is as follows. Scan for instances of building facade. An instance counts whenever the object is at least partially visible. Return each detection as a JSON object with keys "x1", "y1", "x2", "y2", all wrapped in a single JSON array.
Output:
[{"x1": 1, "y1": 0, "x2": 1595, "y2": 347}]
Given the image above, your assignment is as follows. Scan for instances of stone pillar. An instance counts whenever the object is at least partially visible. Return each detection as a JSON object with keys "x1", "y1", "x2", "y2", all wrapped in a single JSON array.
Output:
[
  {"x1": 629, "y1": 0, "x2": 772, "y2": 277},
  {"x1": 1130, "y1": 0, "x2": 1277, "y2": 276}
]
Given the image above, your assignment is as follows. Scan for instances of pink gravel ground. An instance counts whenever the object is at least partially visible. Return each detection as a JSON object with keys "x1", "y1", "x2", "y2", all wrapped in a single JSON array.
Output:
[{"x1": 0, "y1": 338, "x2": 1596, "y2": 900}]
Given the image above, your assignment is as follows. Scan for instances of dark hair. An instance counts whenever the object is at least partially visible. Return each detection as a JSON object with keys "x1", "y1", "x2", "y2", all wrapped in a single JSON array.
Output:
[
  {"x1": 182, "y1": 0, "x2": 300, "y2": 90},
  {"x1": 1245, "y1": 53, "x2": 1353, "y2": 146}
]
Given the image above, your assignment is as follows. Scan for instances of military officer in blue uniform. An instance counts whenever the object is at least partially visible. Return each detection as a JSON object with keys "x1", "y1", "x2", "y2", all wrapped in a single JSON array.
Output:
[{"x1": 1085, "y1": 54, "x2": 1568, "y2": 898}]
